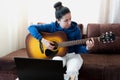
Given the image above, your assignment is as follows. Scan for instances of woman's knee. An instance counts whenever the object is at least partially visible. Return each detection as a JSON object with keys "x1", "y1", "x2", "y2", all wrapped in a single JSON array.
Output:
[{"x1": 52, "y1": 56, "x2": 66, "y2": 67}]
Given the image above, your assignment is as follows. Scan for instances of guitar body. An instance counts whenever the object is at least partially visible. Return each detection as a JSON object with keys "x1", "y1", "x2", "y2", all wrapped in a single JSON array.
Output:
[{"x1": 26, "y1": 31, "x2": 68, "y2": 59}]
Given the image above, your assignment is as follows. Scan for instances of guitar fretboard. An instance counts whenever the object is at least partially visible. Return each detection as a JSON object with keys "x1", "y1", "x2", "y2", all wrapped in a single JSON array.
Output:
[{"x1": 58, "y1": 37, "x2": 99, "y2": 47}]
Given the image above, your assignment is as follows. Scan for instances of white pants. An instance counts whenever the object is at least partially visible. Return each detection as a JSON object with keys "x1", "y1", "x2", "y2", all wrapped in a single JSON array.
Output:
[{"x1": 52, "y1": 52, "x2": 83, "y2": 80}]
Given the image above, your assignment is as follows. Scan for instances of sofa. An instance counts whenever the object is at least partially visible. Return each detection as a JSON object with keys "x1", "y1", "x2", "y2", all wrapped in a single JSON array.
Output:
[
  {"x1": 0, "y1": 23, "x2": 120, "y2": 80},
  {"x1": 79, "y1": 23, "x2": 120, "y2": 80}
]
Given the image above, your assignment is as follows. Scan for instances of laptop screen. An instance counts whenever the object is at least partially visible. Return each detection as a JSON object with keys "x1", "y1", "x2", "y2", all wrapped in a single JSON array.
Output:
[{"x1": 14, "y1": 57, "x2": 64, "y2": 80}]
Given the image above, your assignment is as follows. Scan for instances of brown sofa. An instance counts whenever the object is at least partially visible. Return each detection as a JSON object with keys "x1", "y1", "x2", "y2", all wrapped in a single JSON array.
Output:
[
  {"x1": 0, "y1": 23, "x2": 120, "y2": 80},
  {"x1": 79, "y1": 23, "x2": 120, "y2": 80}
]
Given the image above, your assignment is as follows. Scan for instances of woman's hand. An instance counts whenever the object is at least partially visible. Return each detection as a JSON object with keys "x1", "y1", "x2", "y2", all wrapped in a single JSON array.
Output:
[
  {"x1": 86, "y1": 38, "x2": 94, "y2": 50},
  {"x1": 41, "y1": 38, "x2": 55, "y2": 50}
]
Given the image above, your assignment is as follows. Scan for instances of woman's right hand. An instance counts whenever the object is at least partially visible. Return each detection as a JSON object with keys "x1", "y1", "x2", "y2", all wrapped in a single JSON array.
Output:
[{"x1": 41, "y1": 38, "x2": 55, "y2": 50}]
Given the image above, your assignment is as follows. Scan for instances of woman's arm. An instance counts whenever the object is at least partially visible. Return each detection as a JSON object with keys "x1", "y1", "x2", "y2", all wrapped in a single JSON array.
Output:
[
  {"x1": 28, "y1": 23, "x2": 55, "y2": 50},
  {"x1": 28, "y1": 24, "x2": 52, "y2": 40}
]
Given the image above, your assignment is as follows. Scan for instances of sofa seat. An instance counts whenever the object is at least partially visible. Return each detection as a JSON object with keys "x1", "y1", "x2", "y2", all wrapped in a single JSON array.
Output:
[{"x1": 79, "y1": 53, "x2": 120, "y2": 80}]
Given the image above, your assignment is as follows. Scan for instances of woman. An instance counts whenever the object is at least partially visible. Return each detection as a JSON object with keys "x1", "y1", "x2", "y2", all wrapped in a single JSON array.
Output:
[{"x1": 28, "y1": 1, "x2": 94, "y2": 80}]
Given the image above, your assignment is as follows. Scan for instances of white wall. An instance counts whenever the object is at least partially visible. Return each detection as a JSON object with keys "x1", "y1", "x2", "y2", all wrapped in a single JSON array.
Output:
[
  {"x1": 0, "y1": 0, "x2": 28, "y2": 57},
  {"x1": 0, "y1": 0, "x2": 15, "y2": 57},
  {"x1": 28, "y1": 0, "x2": 101, "y2": 34}
]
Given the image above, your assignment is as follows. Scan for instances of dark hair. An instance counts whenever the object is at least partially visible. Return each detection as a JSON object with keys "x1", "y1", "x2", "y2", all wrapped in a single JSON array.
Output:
[{"x1": 54, "y1": 1, "x2": 71, "y2": 20}]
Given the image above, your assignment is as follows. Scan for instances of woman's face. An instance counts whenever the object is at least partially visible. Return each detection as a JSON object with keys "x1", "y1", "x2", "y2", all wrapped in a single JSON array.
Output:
[{"x1": 57, "y1": 13, "x2": 71, "y2": 29}]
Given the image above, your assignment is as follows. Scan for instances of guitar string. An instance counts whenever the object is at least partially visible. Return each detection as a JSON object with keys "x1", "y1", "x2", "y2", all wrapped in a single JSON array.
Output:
[{"x1": 58, "y1": 37, "x2": 99, "y2": 47}]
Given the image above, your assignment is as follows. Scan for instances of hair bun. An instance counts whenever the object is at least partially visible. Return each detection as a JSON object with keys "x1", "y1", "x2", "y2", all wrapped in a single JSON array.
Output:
[{"x1": 54, "y1": 1, "x2": 63, "y2": 10}]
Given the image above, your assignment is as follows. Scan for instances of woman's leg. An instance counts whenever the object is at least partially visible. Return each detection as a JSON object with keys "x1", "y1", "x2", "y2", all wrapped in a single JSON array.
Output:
[
  {"x1": 66, "y1": 53, "x2": 83, "y2": 80},
  {"x1": 52, "y1": 53, "x2": 83, "y2": 80}
]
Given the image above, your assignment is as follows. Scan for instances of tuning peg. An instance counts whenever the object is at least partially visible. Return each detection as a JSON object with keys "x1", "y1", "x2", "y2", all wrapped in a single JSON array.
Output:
[
  {"x1": 109, "y1": 31, "x2": 113, "y2": 36},
  {"x1": 103, "y1": 41, "x2": 106, "y2": 43},
  {"x1": 102, "y1": 39, "x2": 106, "y2": 43},
  {"x1": 106, "y1": 32, "x2": 108, "y2": 34},
  {"x1": 109, "y1": 31, "x2": 112, "y2": 33},
  {"x1": 110, "y1": 39, "x2": 114, "y2": 42}
]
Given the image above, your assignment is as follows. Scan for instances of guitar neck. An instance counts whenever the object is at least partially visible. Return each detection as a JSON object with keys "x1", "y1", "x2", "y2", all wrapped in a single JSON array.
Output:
[{"x1": 58, "y1": 37, "x2": 99, "y2": 47}]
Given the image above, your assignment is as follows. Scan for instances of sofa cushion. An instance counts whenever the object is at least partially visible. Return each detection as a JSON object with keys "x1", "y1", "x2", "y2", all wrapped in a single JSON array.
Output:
[
  {"x1": 87, "y1": 24, "x2": 120, "y2": 53},
  {"x1": 80, "y1": 54, "x2": 107, "y2": 80},
  {"x1": 80, "y1": 53, "x2": 120, "y2": 80}
]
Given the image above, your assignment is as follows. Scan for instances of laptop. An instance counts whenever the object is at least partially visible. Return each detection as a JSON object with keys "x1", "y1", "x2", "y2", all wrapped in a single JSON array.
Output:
[{"x1": 14, "y1": 57, "x2": 64, "y2": 80}]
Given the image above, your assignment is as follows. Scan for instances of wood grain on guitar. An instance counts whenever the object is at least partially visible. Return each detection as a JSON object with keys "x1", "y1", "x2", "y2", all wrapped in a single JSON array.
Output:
[{"x1": 26, "y1": 31, "x2": 115, "y2": 59}]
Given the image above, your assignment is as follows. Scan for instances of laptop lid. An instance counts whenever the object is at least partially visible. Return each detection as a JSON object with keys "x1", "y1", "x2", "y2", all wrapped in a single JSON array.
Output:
[{"x1": 14, "y1": 57, "x2": 64, "y2": 80}]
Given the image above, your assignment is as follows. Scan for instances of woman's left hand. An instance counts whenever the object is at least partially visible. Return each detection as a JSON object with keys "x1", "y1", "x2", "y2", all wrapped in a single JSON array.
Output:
[{"x1": 86, "y1": 38, "x2": 94, "y2": 50}]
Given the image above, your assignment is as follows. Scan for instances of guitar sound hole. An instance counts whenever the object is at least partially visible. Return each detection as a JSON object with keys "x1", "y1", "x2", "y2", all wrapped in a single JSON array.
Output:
[
  {"x1": 50, "y1": 41, "x2": 58, "y2": 50},
  {"x1": 45, "y1": 49, "x2": 58, "y2": 57}
]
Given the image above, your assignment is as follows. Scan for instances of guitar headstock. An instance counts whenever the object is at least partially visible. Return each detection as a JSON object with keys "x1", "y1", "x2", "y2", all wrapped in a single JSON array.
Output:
[{"x1": 99, "y1": 31, "x2": 115, "y2": 43}]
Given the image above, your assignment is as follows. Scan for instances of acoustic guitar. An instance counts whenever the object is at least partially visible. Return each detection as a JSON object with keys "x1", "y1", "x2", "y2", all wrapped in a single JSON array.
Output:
[{"x1": 26, "y1": 31, "x2": 115, "y2": 59}]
